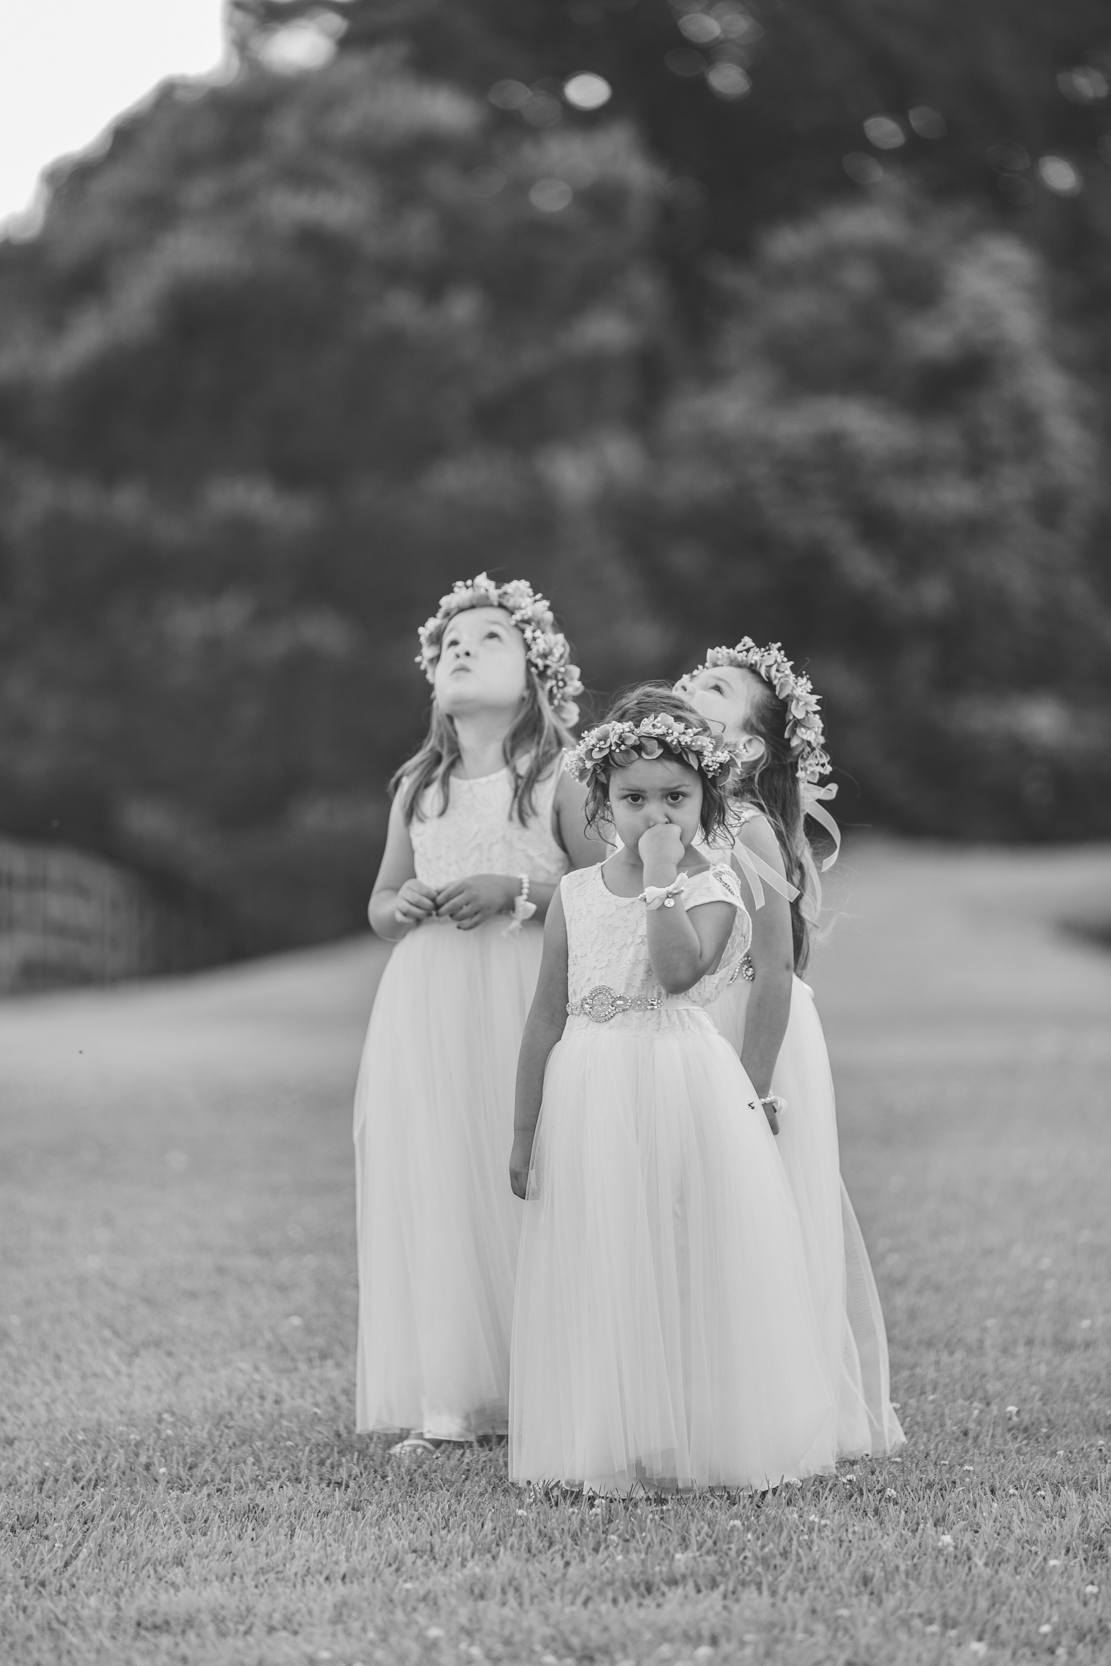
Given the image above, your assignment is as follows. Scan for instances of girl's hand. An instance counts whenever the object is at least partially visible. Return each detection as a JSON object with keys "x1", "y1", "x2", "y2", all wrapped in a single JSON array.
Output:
[
  {"x1": 435, "y1": 874, "x2": 517, "y2": 930},
  {"x1": 509, "y1": 1131, "x2": 534, "y2": 1199},
  {"x1": 638, "y1": 820, "x2": 685, "y2": 881},
  {"x1": 394, "y1": 878, "x2": 439, "y2": 924}
]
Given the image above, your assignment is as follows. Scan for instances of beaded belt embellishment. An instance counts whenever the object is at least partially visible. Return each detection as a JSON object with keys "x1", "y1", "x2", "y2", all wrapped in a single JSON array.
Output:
[{"x1": 567, "y1": 984, "x2": 662, "y2": 1023}]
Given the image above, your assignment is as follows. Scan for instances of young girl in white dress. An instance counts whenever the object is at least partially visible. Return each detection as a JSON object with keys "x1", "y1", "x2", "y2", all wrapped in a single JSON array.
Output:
[
  {"x1": 676, "y1": 641, "x2": 904, "y2": 1458},
  {"x1": 509, "y1": 688, "x2": 838, "y2": 1495},
  {"x1": 355, "y1": 575, "x2": 599, "y2": 1453}
]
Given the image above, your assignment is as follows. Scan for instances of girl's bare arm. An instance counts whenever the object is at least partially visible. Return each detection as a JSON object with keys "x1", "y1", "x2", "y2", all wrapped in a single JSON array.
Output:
[
  {"x1": 734, "y1": 815, "x2": 794, "y2": 1124},
  {"x1": 510, "y1": 890, "x2": 570, "y2": 1196}
]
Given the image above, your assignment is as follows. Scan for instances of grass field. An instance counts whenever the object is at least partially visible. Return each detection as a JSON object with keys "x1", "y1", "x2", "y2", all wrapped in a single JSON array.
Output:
[{"x1": 2, "y1": 839, "x2": 1110, "y2": 1666}]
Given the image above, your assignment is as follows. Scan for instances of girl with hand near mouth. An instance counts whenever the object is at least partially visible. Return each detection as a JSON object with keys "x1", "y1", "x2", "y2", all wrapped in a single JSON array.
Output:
[{"x1": 508, "y1": 687, "x2": 837, "y2": 1496}]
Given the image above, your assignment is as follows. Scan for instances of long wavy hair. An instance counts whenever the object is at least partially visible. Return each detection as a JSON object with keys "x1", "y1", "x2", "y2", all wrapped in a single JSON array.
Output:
[
  {"x1": 729, "y1": 671, "x2": 817, "y2": 973},
  {"x1": 391, "y1": 668, "x2": 574, "y2": 826},
  {"x1": 583, "y1": 684, "x2": 737, "y2": 844}
]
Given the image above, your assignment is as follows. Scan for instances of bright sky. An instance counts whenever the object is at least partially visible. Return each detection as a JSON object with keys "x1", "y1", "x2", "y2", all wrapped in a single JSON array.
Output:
[{"x1": 0, "y1": 0, "x2": 227, "y2": 229}]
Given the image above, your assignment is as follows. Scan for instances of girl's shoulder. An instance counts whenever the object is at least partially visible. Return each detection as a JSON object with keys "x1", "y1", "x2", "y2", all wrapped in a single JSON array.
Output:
[
  {"x1": 733, "y1": 799, "x2": 763, "y2": 826},
  {"x1": 682, "y1": 861, "x2": 744, "y2": 910},
  {"x1": 732, "y1": 806, "x2": 785, "y2": 865},
  {"x1": 559, "y1": 865, "x2": 599, "y2": 899}
]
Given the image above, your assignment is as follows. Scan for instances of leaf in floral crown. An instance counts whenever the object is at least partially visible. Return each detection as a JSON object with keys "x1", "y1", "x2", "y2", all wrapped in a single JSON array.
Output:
[{"x1": 639, "y1": 738, "x2": 663, "y2": 758}]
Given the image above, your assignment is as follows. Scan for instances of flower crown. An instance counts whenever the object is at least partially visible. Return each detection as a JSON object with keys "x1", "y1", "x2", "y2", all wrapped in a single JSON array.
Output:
[
  {"x1": 675, "y1": 639, "x2": 831, "y2": 784},
  {"x1": 417, "y1": 572, "x2": 583, "y2": 726},
  {"x1": 566, "y1": 712, "x2": 737, "y2": 784}
]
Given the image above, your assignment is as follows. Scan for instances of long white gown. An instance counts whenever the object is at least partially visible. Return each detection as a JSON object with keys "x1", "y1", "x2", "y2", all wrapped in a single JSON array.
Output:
[
  {"x1": 707, "y1": 814, "x2": 905, "y2": 1458},
  {"x1": 510, "y1": 863, "x2": 838, "y2": 1495},
  {"x1": 353, "y1": 765, "x2": 569, "y2": 1441}
]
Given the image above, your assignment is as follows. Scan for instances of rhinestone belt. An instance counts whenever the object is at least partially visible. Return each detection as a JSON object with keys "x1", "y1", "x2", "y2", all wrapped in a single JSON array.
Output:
[{"x1": 567, "y1": 984, "x2": 662, "y2": 1024}]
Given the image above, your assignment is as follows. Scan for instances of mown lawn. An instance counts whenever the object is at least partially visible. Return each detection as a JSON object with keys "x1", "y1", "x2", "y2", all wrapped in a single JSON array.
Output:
[{"x1": 1, "y1": 840, "x2": 1109, "y2": 1666}]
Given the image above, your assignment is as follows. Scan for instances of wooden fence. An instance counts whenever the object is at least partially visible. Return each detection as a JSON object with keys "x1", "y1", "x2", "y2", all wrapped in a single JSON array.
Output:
[{"x1": 0, "y1": 837, "x2": 237, "y2": 994}]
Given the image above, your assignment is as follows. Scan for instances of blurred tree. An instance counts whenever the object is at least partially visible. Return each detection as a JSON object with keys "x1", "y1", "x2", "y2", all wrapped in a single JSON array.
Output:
[
  {"x1": 1, "y1": 12, "x2": 1110, "y2": 951},
  {"x1": 623, "y1": 187, "x2": 1111, "y2": 834},
  {"x1": 230, "y1": 2, "x2": 1111, "y2": 277},
  {"x1": 234, "y1": 0, "x2": 1111, "y2": 588},
  {"x1": 0, "y1": 52, "x2": 673, "y2": 942}
]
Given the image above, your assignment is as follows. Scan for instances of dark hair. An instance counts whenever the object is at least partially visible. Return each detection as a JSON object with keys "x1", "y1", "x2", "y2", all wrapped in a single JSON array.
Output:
[
  {"x1": 729, "y1": 670, "x2": 815, "y2": 972},
  {"x1": 583, "y1": 683, "x2": 736, "y2": 843},
  {"x1": 392, "y1": 666, "x2": 574, "y2": 826}
]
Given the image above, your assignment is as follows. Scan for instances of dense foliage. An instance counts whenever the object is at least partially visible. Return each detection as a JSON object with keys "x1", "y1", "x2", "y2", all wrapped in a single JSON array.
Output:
[{"x1": 1, "y1": 1, "x2": 1109, "y2": 943}]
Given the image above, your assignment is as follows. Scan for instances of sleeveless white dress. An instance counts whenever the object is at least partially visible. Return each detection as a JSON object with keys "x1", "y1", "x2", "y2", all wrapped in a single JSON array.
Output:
[
  {"x1": 510, "y1": 863, "x2": 838, "y2": 1495},
  {"x1": 706, "y1": 809, "x2": 905, "y2": 1459},
  {"x1": 353, "y1": 765, "x2": 569, "y2": 1440}
]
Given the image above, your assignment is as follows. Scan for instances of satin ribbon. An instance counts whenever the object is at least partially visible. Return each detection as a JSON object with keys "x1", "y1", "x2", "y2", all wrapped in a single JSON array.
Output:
[
  {"x1": 729, "y1": 781, "x2": 840, "y2": 911},
  {"x1": 730, "y1": 840, "x2": 798, "y2": 909},
  {"x1": 801, "y1": 780, "x2": 841, "y2": 873},
  {"x1": 799, "y1": 781, "x2": 840, "y2": 922}
]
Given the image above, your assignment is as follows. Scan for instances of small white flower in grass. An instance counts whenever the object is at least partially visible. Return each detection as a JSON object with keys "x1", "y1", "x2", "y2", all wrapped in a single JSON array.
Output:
[
  {"x1": 885, "y1": 1487, "x2": 898, "y2": 1498},
  {"x1": 835, "y1": 1608, "x2": 850, "y2": 1618},
  {"x1": 969, "y1": 1645, "x2": 987, "y2": 1659},
  {"x1": 1006, "y1": 1406, "x2": 1019, "y2": 1420},
  {"x1": 1048, "y1": 1559, "x2": 1061, "y2": 1567},
  {"x1": 1085, "y1": 1584, "x2": 1100, "y2": 1595},
  {"x1": 728, "y1": 1520, "x2": 744, "y2": 1529},
  {"x1": 516, "y1": 1509, "x2": 528, "y2": 1516},
  {"x1": 938, "y1": 1534, "x2": 954, "y2": 1547},
  {"x1": 924, "y1": 1625, "x2": 940, "y2": 1635},
  {"x1": 1039, "y1": 1624, "x2": 1053, "y2": 1634},
  {"x1": 426, "y1": 1629, "x2": 445, "y2": 1641}
]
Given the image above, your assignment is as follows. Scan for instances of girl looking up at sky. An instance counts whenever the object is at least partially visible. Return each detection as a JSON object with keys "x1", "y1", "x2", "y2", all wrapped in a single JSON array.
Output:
[
  {"x1": 678, "y1": 641, "x2": 904, "y2": 1458},
  {"x1": 354, "y1": 574, "x2": 601, "y2": 1455}
]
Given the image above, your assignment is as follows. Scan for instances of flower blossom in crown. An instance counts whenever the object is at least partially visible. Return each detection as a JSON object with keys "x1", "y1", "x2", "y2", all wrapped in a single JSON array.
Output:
[
  {"x1": 417, "y1": 572, "x2": 583, "y2": 726},
  {"x1": 566, "y1": 712, "x2": 738, "y2": 785},
  {"x1": 675, "y1": 639, "x2": 832, "y2": 784}
]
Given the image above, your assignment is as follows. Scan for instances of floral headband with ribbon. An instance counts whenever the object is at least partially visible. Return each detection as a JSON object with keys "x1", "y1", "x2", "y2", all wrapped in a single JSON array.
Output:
[
  {"x1": 566, "y1": 712, "x2": 737, "y2": 785},
  {"x1": 417, "y1": 572, "x2": 583, "y2": 726},
  {"x1": 675, "y1": 639, "x2": 842, "y2": 906},
  {"x1": 675, "y1": 639, "x2": 831, "y2": 785}
]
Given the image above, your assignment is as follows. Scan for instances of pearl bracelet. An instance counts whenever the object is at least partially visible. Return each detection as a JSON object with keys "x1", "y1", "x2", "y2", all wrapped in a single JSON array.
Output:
[{"x1": 503, "y1": 873, "x2": 538, "y2": 936}]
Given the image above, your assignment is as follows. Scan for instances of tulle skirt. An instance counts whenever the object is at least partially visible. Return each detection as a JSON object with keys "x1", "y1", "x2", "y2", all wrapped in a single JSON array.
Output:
[
  {"x1": 353, "y1": 916, "x2": 541, "y2": 1440},
  {"x1": 509, "y1": 1011, "x2": 838, "y2": 1494},
  {"x1": 707, "y1": 975, "x2": 905, "y2": 1457}
]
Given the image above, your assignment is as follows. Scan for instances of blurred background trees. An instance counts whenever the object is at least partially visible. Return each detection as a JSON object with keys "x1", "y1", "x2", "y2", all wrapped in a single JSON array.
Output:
[{"x1": 1, "y1": 0, "x2": 1109, "y2": 948}]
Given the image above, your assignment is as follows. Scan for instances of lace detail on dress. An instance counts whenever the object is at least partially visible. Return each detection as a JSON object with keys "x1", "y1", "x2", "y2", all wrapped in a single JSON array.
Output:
[
  {"x1": 561, "y1": 863, "x2": 751, "y2": 1021},
  {"x1": 409, "y1": 765, "x2": 569, "y2": 890}
]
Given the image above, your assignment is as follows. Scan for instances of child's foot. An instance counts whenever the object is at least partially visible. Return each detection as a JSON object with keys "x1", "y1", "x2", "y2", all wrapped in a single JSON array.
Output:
[{"x1": 388, "y1": 1435, "x2": 446, "y2": 1457}]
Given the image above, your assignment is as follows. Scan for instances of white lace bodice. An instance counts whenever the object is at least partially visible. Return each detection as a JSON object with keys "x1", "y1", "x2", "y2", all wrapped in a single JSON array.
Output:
[
  {"x1": 409, "y1": 765, "x2": 569, "y2": 890},
  {"x1": 560, "y1": 863, "x2": 751, "y2": 1032}
]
